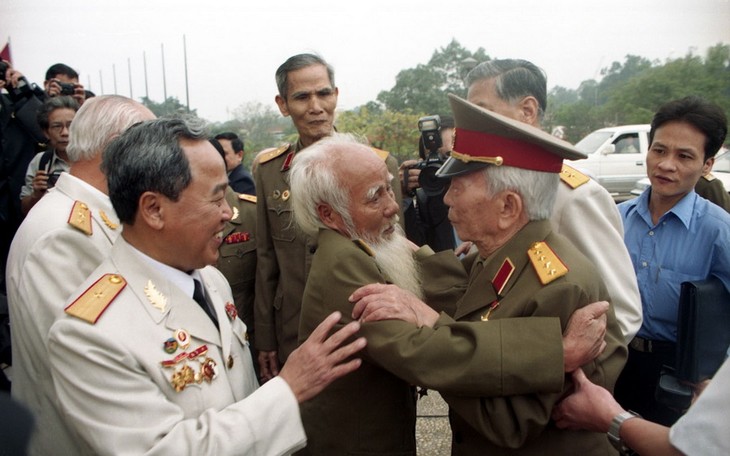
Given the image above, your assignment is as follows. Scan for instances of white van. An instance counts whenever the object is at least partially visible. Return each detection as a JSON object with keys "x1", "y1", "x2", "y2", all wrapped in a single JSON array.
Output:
[{"x1": 569, "y1": 124, "x2": 651, "y2": 199}]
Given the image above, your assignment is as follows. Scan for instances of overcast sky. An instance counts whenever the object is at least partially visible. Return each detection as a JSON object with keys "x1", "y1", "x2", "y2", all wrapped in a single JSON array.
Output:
[{"x1": 2, "y1": 0, "x2": 729, "y2": 122}]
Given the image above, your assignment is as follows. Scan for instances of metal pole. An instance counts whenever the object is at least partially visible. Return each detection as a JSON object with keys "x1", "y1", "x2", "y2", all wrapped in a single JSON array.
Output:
[
  {"x1": 99, "y1": 69, "x2": 104, "y2": 94},
  {"x1": 161, "y1": 43, "x2": 167, "y2": 101},
  {"x1": 143, "y1": 51, "x2": 149, "y2": 99},
  {"x1": 113, "y1": 64, "x2": 118, "y2": 94},
  {"x1": 183, "y1": 34, "x2": 190, "y2": 111},
  {"x1": 127, "y1": 57, "x2": 133, "y2": 99}
]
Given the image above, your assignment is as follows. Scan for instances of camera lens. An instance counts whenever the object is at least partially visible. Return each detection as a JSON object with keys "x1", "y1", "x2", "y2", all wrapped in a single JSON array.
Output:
[{"x1": 418, "y1": 163, "x2": 445, "y2": 197}]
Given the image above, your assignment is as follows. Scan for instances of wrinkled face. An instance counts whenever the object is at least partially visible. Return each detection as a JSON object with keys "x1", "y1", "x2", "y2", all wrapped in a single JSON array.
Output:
[
  {"x1": 467, "y1": 77, "x2": 523, "y2": 121},
  {"x1": 44, "y1": 108, "x2": 76, "y2": 154},
  {"x1": 340, "y1": 154, "x2": 400, "y2": 244},
  {"x1": 218, "y1": 138, "x2": 242, "y2": 172},
  {"x1": 443, "y1": 170, "x2": 498, "y2": 244},
  {"x1": 647, "y1": 120, "x2": 712, "y2": 205},
  {"x1": 276, "y1": 64, "x2": 338, "y2": 147},
  {"x1": 162, "y1": 139, "x2": 232, "y2": 271}
]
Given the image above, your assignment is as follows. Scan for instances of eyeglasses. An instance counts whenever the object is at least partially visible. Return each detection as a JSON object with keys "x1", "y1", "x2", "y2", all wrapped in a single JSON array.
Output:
[{"x1": 48, "y1": 122, "x2": 72, "y2": 132}]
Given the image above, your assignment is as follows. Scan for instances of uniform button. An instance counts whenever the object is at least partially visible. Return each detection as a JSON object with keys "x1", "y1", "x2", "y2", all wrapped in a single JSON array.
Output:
[
  {"x1": 309, "y1": 246, "x2": 317, "y2": 254},
  {"x1": 648, "y1": 231, "x2": 654, "y2": 236},
  {"x1": 642, "y1": 261, "x2": 648, "y2": 268}
]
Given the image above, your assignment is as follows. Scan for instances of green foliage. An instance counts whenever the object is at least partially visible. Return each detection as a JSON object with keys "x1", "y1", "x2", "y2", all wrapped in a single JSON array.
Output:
[
  {"x1": 547, "y1": 44, "x2": 730, "y2": 142},
  {"x1": 336, "y1": 107, "x2": 424, "y2": 163},
  {"x1": 376, "y1": 39, "x2": 490, "y2": 115},
  {"x1": 209, "y1": 101, "x2": 295, "y2": 167},
  {"x1": 140, "y1": 96, "x2": 196, "y2": 118}
]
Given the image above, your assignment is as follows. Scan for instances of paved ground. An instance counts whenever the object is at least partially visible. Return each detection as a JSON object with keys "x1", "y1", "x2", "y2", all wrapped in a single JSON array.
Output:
[{"x1": 416, "y1": 390, "x2": 451, "y2": 456}]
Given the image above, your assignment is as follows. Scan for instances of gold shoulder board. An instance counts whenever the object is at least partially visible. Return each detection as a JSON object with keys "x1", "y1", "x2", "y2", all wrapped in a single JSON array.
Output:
[
  {"x1": 238, "y1": 194, "x2": 257, "y2": 203},
  {"x1": 354, "y1": 239, "x2": 375, "y2": 257},
  {"x1": 703, "y1": 173, "x2": 716, "y2": 182},
  {"x1": 527, "y1": 241, "x2": 568, "y2": 285},
  {"x1": 67, "y1": 200, "x2": 93, "y2": 236},
  {"x1": 371, "y1": 147, "x2": 390, "y2": 162},
  {"x1": 65, "y1": 274, "x2": 126, "y2": 324},
  {"x1": 560, "y1": 164, "x2": 590, "y2": 189},
  {"x1": 256, "y1": 144, "x2": 291, "y2": 165}
]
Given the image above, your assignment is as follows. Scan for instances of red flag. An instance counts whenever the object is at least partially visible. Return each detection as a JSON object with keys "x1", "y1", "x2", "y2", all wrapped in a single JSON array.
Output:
[{"x1": 1, "y1": 41, "x2": 12, "y2": 64}]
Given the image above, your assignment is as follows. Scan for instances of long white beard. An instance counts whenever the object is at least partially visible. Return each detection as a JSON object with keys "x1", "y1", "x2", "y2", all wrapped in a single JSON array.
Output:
[{"x1": 367, "y1": 225, "x2": 423, "y2": 300}]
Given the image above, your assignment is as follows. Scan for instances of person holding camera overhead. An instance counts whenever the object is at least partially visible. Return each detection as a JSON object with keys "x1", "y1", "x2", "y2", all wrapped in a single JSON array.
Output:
[
  {"x1": 19, "y1": 96, "x2": 79, "y2": 215},
  {"x1": 401, "y1": 114, "x2": 459, "y2": 251}
]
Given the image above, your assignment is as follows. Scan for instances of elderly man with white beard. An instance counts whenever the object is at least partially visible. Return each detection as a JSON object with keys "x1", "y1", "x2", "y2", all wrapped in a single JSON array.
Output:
[{"x1": 289, "y1": 132, "x2": 612, "y2": 456}]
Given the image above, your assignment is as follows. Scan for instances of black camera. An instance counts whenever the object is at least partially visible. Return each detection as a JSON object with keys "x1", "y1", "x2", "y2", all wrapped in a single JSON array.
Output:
[
  {"x1": 47, "y1": 171, "x2": 62, "y2": 189},
  {"x1": 59, "y1": 82, "x2": 75, "y2": 96},
  {"x1": 0, "y1": 61, "x2": 8, "y2": 82},
  {"x1": 412, "y1": 115, "x2": 447, "y2": 197}
]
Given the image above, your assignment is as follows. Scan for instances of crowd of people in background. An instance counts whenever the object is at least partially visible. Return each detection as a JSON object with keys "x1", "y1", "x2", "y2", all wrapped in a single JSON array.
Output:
[{"x1": 1, "y1": 53, "x2": 728, "y2": 455}]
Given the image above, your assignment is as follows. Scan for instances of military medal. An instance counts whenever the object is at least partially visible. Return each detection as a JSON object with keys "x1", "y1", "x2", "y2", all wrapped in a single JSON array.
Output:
[
  {"x1": 199, "y1": 358, "x2": 218, "y2": 383},
  {"x1": 225, "y1": 302, "x2": 238, "y2": 320},
  {"x1": 163, "y1": 338, "x2": 178, "y2": 354},
  {"x1": 224, "y1": 232, "x2": 250, "y2": 244},
  {"x1": 272, "y1": 190, "x2": 281, "y2": 200},
  {"x1": 161, "y1": 351, "x2": 189, "y2": 368},
  {"x1": 187, "y1": 344, "x2": 208, "y2": 360},
  {"x1": 481, "y1": 300, "x2": 500, "y2": 321},
  {"x1": 171, "y1": 364, "x2": 195, "y2": 392},
  {"x1": 281, "y1": 189, "x2": 291, "y2": 201},
  {"x1": 174, "y1": 329, "x2": 191, "y2": 349}
]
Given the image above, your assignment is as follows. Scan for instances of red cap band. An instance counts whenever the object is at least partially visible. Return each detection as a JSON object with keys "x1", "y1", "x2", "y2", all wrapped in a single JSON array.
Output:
[{"x1": 453, "y1": 128, "x2": 563, "y2": 173}]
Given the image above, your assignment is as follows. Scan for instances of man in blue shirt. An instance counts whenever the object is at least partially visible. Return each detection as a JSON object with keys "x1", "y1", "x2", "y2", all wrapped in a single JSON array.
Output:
[{"x1": 615, "y1": 96, "x2": 730, "y2": 426}]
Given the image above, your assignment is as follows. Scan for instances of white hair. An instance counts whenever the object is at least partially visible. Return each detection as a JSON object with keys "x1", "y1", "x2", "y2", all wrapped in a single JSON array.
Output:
[
  {"x1": 66, "y1": 95, "x2": 154, "y2": 162},
  {"x1": 482, "y1": 166, "x2": 559, "y2": 220},
  {"x1": 289, "y1": 132, "x2": 370, "y2": 237}
]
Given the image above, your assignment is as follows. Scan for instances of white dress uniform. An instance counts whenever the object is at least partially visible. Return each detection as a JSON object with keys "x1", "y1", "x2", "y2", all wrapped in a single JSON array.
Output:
[
  {"x1": 554, "y1": 165, "x2": 643, "y2": 343},
  {"x1": 6, "y1": 172, "x2": 121, "y2": 455},
  {"x1": 47, "y1": 236, "x2": 306, "y2": 456}
]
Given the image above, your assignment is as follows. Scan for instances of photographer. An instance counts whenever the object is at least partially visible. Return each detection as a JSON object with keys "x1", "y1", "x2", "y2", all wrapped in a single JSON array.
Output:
[
  {"x1": 19, "y1": 96, "x2": 79, "y2": 215},
  {"x1": 401, "y1": 114, "x2": 458, "y2": 251}
]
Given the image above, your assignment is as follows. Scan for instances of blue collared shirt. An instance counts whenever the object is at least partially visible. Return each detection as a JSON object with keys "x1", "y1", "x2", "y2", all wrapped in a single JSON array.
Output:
[{"x1": 619, "y1": 189, "x2": 730, "y2": 342}]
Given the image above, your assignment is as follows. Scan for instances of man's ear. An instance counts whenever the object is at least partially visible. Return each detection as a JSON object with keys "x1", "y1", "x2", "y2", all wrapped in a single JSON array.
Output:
[
  {"x1": 496, "y1": 191, "x2": 524, "y2": 230},
  {"x1": 518, "y1": 96, "x2": 540, "y2": 126},
  {"x1": 275, "y1": 95, "x2": 290, "y2": 117},
  {"x1": 317, "y1": 203, "x2": 344, "y2": 232},
  {"x1": 137, "y1": 191, "x2": 165, "y2": 230},
  {"x1": 703, "y1": 156, "x2": 715, "y2": 175}
]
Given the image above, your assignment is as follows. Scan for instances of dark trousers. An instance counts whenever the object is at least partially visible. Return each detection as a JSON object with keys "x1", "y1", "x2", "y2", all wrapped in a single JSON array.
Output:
[{"x1": 614, "y1": 343, "x2": 684, "y2": 426}]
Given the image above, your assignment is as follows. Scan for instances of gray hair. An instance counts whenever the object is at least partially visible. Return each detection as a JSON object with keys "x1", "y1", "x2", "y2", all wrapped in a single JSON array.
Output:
[
  {"x1": 466, "y1": 59, "x2": 547, "y2": 121},
  {"x1": 66, "y1": 95, "x2": 154, "y2": 162},
  {"x1": 103, "y1": 116, "x2": 210, "y2": 224},
  {"x1": 36, "y1": 96, "x2": 79, "y2": 130},
  {"x1": 289, "y1": 133, "x2": 368, "y2": 237},
  {"x1": 482, "y1": 166, "x2": 558, "y2": 220},
  {"x1": 275, "y1": 53, "x2": 335, "y2": 99}
]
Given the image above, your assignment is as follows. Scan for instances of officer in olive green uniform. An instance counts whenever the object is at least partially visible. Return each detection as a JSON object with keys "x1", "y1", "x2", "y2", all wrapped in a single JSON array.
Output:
[
  {"x1": 695, "y1": 171, "x2": 730, "y2": 212},
  {"x1": 253, "y1": 140, "x2": 401, "y2": 367},
  {"x1": 349, "y1": 95, "x2": 626, "y2": 455},
  {"x1": 216, "y1": 186, "x2": 258, "y2": 372}
]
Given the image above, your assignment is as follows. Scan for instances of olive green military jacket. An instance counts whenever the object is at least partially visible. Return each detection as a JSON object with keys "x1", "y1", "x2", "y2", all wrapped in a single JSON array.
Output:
[
  {"x1": 253, "y1": 140, "x2": 402, "y2": 364},
  {"x1": 297, "y1": 228, "x2": 574, "y2": 455},
  {"x1": 440, "y1": 220, "x2": 627, "y2": 456},
  {"x1": 696, "y1": 173, "x2": 730, "y2": 212},
  {"x1": 216, "y1": 187, "x2": 257, "y2": 341}
]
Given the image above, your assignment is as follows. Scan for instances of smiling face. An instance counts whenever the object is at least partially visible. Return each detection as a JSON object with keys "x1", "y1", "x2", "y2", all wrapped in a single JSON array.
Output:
[
  {"x1": 647, "y1": 120, "x2": 712, "y2": 210},
  {"x1": 275, "y1": 64, "x2": 338, "y2": 148},
  {"x1": 161, "y1": 139, "x2": 232, "y2": 271}
]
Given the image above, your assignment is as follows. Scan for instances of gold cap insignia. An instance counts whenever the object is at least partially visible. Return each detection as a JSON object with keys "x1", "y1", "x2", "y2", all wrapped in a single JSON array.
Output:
[
  {"x1": 64, "y1": 274, "x2": 126, "y2": 323},
  {"x1": 527, "y1": 241, "x2": 568, "y2": 285}
]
